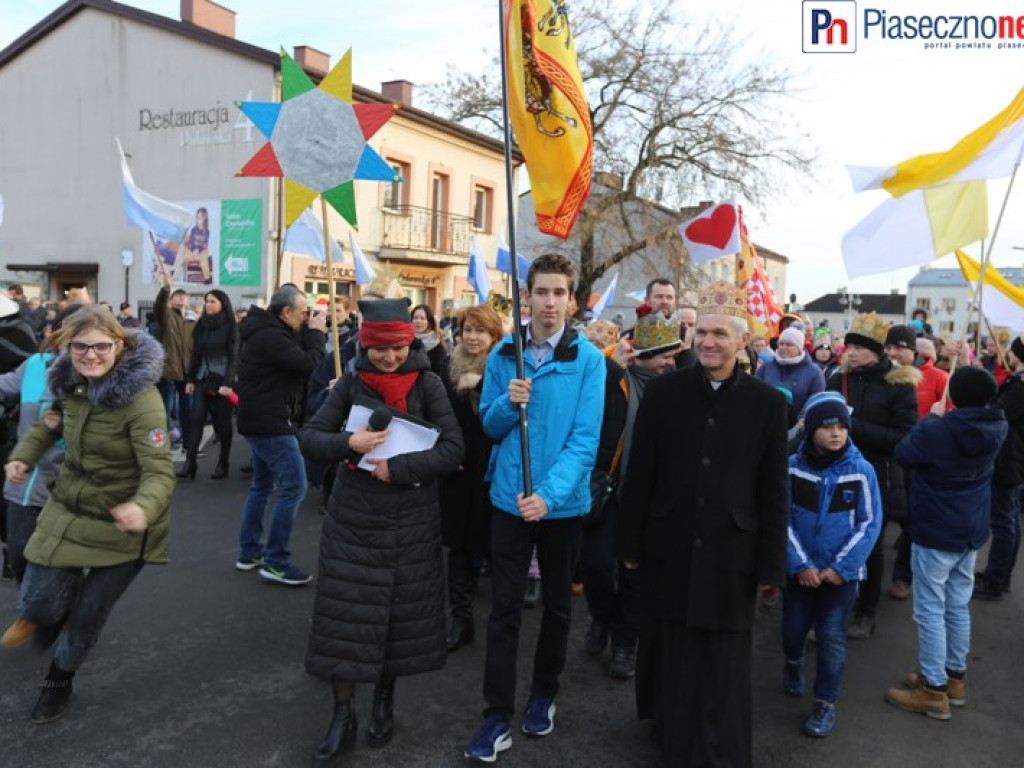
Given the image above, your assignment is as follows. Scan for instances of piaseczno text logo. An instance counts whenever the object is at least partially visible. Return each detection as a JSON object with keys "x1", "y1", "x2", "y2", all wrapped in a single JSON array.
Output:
[{"x1": 803, "y1": 1, "x2": 857, "y2": 53}]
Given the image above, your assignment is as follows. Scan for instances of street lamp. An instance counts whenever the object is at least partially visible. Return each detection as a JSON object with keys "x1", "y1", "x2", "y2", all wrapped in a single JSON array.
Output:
[{"x1": 837, "y1": 286, "x2": 861, "y2": 332}]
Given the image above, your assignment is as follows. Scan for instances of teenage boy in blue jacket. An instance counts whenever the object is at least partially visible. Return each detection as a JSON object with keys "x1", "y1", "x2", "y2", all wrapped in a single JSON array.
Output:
[
  {"x1": 465, "y1": 254, "x2": 605, "y2": 763},
  {"x1": 784, "y1": 391, "x2": 883, "y2": 737},
  {"x1": 885, "y1": 366, "x2": 1007, "y2": 720}
]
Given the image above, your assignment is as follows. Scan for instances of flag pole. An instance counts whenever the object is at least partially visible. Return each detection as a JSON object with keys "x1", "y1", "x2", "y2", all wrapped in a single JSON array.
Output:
[
  {"x1": 320, "y1": 198, "x2": 343, "y2": 378},
  {"x1": 498, "y1": 0, "x2": 532, "y2": 497}
]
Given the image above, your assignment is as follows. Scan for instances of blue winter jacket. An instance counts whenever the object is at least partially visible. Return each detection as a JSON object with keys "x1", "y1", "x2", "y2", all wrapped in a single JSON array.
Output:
[
  {"x1": 756, "y1": 353, "x2": 826, "y2": 414},
  {"x1": 895, "y1": 406, "x2": 1008, "y2": 553},
  {"x1": 787, "y1": 440, "x2": 883, "y2": 582},
  {"x1": 481, "y1": 326, "x2": 605, "y2": 519}
]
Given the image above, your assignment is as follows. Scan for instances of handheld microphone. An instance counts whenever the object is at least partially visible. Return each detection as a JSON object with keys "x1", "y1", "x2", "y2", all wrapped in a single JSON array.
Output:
[{"x1": 368, "y1": 406, "x2": 393, "y2": 433}]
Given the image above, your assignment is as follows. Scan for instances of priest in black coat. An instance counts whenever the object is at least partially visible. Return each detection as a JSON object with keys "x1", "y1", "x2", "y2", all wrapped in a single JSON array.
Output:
[{"x1": 619, "y1": 281, "x2": 789, "y2": 768}]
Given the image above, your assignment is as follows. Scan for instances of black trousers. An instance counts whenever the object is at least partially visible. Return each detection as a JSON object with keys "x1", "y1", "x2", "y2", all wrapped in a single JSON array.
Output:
[
  {"x1": 482, "y1": 510, "x2": 582, "y2": 719},
  {"x1": 580, "y1": 498, "x2": 640, "y2": 650},
  {"x1": 186, "y1": 385, "x2": 233, "y2": 464}
]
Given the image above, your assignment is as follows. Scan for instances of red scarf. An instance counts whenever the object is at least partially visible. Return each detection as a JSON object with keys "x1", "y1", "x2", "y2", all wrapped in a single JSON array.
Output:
[{"x1": 359, "y1": 371, "x2": 419, "y2": 413}]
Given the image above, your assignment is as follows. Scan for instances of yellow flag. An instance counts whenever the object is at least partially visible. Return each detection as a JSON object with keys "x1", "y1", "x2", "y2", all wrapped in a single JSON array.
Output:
[
  {"x1": 955, "y1": 249, "x2": 1024, "y2": 327},
  {"x1": 505, "y1": 0, "x2": 592, "y2": 238}
]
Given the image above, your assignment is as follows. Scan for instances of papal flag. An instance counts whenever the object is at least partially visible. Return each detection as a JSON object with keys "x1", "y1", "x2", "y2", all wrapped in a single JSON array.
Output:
[
  {"x1": 955, "y1": 249, "x2": 1024, "y2": 328},
  {"x1": 736, "y1": 213, "x2": 783, "y2": 338},
  {"x1": 505, "y1": 0, "x2": 592, "y2": 239}
]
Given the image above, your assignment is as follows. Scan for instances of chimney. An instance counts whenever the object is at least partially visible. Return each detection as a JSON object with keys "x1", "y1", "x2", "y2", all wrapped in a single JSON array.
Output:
[
  {"x1": 381, "y1": 80, "x2": 414, "y2": 107},
  {"x1": 181, "y1": 0, "x2": 236, "y2": 38},
  {"x1": 294, "y1": 46, "x2": 330, "y2": 75}
]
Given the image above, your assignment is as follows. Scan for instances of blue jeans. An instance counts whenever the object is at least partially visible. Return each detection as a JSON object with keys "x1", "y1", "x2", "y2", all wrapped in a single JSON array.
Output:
[
  {"x1": 158, "y1": 379, "x2": 192, "y2": 449},
  {"x1": 238, "y1": 435, "x2": 307, "y2": 569},
  {"x1": 781, "y1": 580, "x2": 858, "y2": 703},
  {"x1": 982, "y1": 483, "x2": 1022, "y2": 589},
  {"x1": 19, "y1": 560, "x2": 143, "y2": 671},
  {"x1": 911, "y1": 544, "x2": 975, "y2": 687}
]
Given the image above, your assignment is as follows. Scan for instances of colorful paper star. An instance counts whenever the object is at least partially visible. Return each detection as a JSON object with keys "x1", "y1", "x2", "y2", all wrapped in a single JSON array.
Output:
[{"x1": 235, "y1": 48, "x2": 401, "y2": 230}]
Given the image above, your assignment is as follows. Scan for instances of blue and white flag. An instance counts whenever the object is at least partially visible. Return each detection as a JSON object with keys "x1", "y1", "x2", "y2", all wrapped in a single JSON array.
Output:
[
  {"x1": 591, "y1": 271, "x2": 619, "y2": 317},
  {"x1": 468, "y1": 237, "x2": 492, "y2": 303},
  {"x1": 116, "y1": 138, "x2": 192, "y2": 240},
  {"x1": 284, "y1": 208, "x2": 344, "y2": 263},
  {"x1": 496, "y1": 233, "x2": 531, "y2": 283},
  {"x1": 349, "y1": 231, "x2": 377, "y2": 286},
  {"x1": 625, "y1": 289, "x2": 646, "y2": 302}
]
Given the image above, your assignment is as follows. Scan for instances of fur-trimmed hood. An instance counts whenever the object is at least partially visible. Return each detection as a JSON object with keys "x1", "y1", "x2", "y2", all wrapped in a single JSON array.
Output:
[
  {"x1": 48, "y1": 331, "x2": 165, "y2": 409},
  {"x1": 448, "y1": 345, "x2": 489, "y2": 390},
  {"x1": 840, "y1": 354, "x2": 922, "y2": 388}
]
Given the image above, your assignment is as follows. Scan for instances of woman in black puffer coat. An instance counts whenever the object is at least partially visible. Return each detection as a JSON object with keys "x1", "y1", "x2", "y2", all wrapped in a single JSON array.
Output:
[
  {"x1": 828, "y1": 333, "x2": 919, "y2": 638},
  {"x1": 299, "y1": 298, "x2": 463, "y2": 764}
]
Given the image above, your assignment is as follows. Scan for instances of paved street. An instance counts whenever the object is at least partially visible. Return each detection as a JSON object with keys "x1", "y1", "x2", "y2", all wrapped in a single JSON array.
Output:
[{"x1": 1, "y1": 443, "x2": 1022, "y2": 767}]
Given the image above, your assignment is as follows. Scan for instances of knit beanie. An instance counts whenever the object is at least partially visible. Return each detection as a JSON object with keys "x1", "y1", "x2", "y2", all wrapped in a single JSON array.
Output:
[
  {"x1": 803, "y1": 391, "x2": 852, "y2": 435},
  {"x1": 885, "y1": 325, "x2": 917, "y2": 350},
  {"x1": 948, "y1": 366, "x2": 998, "y2": 408},
  {"x1": 358, "y1": 297, "x2": 414, "y2": 348},
  {"x1": 779, "y1": 327, "x2": 805, "y2": 349}
]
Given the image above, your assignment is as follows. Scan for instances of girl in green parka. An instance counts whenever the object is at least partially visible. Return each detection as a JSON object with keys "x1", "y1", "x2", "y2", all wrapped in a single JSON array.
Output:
[{"x1": 1, "y1": 306, "x2": 174, "y2": 724}]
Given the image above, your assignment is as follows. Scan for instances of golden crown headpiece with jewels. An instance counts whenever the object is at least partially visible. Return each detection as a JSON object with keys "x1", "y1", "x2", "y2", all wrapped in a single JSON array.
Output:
[
  {"x1": 583, "y1": 319, "x2": 620, "y2": 349},
  {"x1": 848, "y1": 311, "x2": 890, "y2": 348},
  {"x1": 696, "y1": 281, "x2": 747, "y2": 319},
  {"x1": 486, "y1": 291, "x2": 513, "y2": 317},
  {"x1": 632, "y1": 304, "x2": 683, "y2": 354}
]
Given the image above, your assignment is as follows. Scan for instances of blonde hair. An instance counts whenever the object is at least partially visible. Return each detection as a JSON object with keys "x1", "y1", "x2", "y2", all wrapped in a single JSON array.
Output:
[{"x1": 44, "y1": 305, "x2": 133, "y2": 357}]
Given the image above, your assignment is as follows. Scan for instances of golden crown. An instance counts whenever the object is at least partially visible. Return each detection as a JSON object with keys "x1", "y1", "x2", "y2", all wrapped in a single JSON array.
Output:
[
  {"x1": 486, "y1": 291, "x2": 513, "y2": 317},
  {"x1": 583, "y1": 319, "x2": 620, "y2": 348},
  {"x1": 696, "y1": 281, "x2": 747, "y2": 319},
  {"x1": 633, "y1": 307, "x2": 682, "y2": 352},
  {"x1": 849, "y1": 311, "x2": 890, "y2": 346}
]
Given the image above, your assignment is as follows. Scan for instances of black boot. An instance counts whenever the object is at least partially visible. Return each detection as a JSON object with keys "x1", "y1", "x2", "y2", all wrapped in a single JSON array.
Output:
[
  {"x1": 313, "y1": 696, "x2": 357, "y2": 763},
  {"x1": 31, "y1": 662, "x2": 74, "y2": 724},
  {"x1": 210, "y1": 461, "x2": 229, "y2": 480},
  {"x1": 176, "y1": 457, "x2": 197, "y2": 480},
  {"x1": 446, "y1": 615, "x2": 475, "y2": 653},
  {"x1": 366, "y1": 678, "x2": 395, "y2": 748}
]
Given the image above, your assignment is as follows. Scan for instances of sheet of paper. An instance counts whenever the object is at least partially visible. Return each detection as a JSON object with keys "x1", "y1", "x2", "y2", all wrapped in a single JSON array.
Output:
[{"x1": 346, "y1": 403, "x2": 440, "y2": 471}]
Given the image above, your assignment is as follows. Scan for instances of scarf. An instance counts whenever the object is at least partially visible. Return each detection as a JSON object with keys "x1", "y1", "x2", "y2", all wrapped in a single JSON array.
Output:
[
  {"x1": 417, "y1": 331, "x2": 441, "y2": 352},
  {"x1": 448, "y1": 344, "x2": 490, "y2": 414},
  {"x1": 776, "y1": 349, "x2": 807, "y2": 367},
  {"x1": 359, "y1": 371, "x2": 419, "y2": 413},
  {"x1": 802, "y1": 439, "x2": 849, "y2": 470},
  {"x1": 618, "y1": 366, "x2": 660, "y2": 498}
]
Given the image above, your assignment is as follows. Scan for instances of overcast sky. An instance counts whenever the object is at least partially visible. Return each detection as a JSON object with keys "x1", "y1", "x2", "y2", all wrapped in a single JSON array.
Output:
[{"x1": 3, "y1": 0, "x2": 1024, "y2": 304}]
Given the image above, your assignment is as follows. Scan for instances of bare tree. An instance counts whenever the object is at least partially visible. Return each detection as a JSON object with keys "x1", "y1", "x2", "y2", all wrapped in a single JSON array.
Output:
[{"x1": 425, "y1": 0, "x2": 816, "y2": 313}]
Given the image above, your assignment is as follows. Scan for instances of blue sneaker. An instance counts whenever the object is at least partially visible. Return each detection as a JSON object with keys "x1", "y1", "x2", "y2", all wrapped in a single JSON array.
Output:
[
  {"x1": 784, "y1": 659, "x2": 805, "y2": 697},
  {"x1": 258, "y1": 564, "x2": 312, "y2": 586},
  {"x1": 464, "y1": 716, "x2": 512, "y2": 762},
  {"x1": 803, "y1": 700, "x2": 836, "y2": 737},
  {"x1": 521, "y1": 697, "x2": 555, "y2": 736},
  {"x1": 235, "y1": 555, "x2": 263, "y2": 572}
]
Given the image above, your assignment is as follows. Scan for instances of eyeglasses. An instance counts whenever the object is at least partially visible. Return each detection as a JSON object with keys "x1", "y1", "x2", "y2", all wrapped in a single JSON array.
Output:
[{"x1": 69, "y1": 341, "x2": 118, "y2": 356}]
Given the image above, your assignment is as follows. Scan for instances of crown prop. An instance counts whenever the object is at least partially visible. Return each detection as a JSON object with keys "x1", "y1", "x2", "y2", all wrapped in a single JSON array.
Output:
[
  {"x1": 849, "y1": 311, "x2": 889, "y2": 346},
  {"x1": 696, "y1": 281, "x2": 747, "y2": 319}
]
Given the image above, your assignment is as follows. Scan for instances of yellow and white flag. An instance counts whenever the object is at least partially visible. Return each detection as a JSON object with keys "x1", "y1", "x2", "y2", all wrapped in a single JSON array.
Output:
[
  {"x1": 849, "y1": 85, "x2": 1024, "y2": 195},
  {"x1": 843, "y1": 180, "x2": 988, "y2": 279},
  {"x1": 505, "y1": 0, "x2": 592, "y2": 239},
  {"x1": 955, "y1": 249, "x2": 1024, "y2": 328}
]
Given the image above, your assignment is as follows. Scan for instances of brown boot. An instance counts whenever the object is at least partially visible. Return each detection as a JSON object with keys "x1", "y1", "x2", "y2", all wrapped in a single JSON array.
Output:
[
  {"x1": 886, "y1": 679, "x2": 951, "y2": 720},
  {"x1": 905, "y1": 671, "x2": 965, "y2": 707},
  {"x1": 1, "y1": 617, "x2": 37, "y2": 648}
]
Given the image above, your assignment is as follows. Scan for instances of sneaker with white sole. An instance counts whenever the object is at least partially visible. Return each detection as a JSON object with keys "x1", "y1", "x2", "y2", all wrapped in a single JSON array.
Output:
[
  {"x1": 235, "y1": 556, "x2": 263, "y2": 572},
  {"x1": 259, "y1": 564, "x2": 312, "y2": 586},
  {"x1": 464, "y1": 716, "x2": 512, "y2": 762},
  {"x1": 521, "y1": 696, "x2": 555, "y2": 736}
]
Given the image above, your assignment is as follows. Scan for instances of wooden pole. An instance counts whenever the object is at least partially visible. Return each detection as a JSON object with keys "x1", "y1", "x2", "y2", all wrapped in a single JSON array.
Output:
[{"x1": 320, "y1": 198, "x2": 343, "y2": 378}]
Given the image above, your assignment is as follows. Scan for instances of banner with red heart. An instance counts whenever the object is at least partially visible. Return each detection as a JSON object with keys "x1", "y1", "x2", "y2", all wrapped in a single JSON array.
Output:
[{"x1": 678, "y1": 200, "x2": 742, "y2": 265}]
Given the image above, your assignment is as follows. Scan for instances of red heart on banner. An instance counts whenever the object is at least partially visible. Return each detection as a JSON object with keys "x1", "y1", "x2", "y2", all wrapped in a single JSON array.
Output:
[{"x1": 685, "y1": 206, "x2": 737, "y2": 249}]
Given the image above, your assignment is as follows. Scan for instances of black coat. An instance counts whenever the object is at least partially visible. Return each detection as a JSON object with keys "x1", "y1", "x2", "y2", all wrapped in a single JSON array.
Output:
[
  {"x1": 618, "y1": 364, "x2": 789, "y2": 632},
  {"x1": 299, "y1": 349, "x2": 464, "y2": 682},
  {"x1": 992, "y1": 371, "x2": 1024, "y2": 488},
  {"x1": 186, "y1": 314, "x2": 238, "y2": 386},
  {"x1": 827, "y1": 357, "x2": 920, "y2": 519},
  {"x1": 235, "y1": 306, "x2": 325, "y2": 436},
  {"x1": 439, "y1": 347, "x2": 493, "y2": 553},
  {"x1": 595, "y1": 359, "x2": 628, "y2": 475}
]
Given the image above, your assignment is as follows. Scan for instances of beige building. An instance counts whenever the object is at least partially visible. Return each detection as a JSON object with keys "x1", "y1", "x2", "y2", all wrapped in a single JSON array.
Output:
[{"x1": 0, "y1": 0, "x2": 517, "y2": 316}]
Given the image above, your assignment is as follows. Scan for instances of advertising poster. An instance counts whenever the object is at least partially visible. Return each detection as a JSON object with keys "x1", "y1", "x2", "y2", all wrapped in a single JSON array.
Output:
[{"x1": 143, "y1": 198, "x2": 262, "y2": 288}]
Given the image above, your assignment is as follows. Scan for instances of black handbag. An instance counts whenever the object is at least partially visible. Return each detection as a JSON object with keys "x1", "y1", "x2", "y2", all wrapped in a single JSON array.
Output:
[{"x1": 584, "y1": 435, "x2": 624, "y2": 529}]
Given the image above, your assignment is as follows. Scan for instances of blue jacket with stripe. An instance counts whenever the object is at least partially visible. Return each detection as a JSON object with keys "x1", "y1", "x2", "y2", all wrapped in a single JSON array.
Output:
[
  {"x1": 481, "y1": 325, "x2": 605, "y2": 519},
  {"x1": 787, "y1": 440, "x2": 883, "y2": 582}
]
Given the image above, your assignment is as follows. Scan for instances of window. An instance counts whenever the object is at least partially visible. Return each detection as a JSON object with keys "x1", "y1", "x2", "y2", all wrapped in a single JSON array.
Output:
[
  {"x1": 382, "y1": 160, "x2": 410, "y2": 209},
  {"x1": 941, "y1": 298, "x2": 956, "y2": 314},
  {"x1": 431, "y1": 173, "x2": 450, "y2": 250},
  {"x1": 473, "y1": 186, "x2": 493, "y2": 232},
  {"x1": 940, "y1": 321, "x2": 955, "y2": 334},
  {"x1": 915, "y1": 298, "x2": 931, "y2": 312}
]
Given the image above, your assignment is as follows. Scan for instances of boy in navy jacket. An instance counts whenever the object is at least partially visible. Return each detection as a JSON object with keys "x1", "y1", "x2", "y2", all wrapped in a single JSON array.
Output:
[
  {"x1": 784, "y1": 391, "x2": 882, "y2": 737},
  {"x1": 885, "y1": 366, "x2": 1007, "y2": 720}
]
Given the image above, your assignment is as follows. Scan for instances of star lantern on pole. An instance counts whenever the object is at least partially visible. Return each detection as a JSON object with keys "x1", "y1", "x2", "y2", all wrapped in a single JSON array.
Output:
[{"x1": 235, "y1": 48, "x2": 401, "y2": 230}]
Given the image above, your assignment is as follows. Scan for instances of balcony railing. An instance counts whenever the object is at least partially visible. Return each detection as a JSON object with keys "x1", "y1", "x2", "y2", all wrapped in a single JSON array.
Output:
[{"x1": 381, "y1": 205, "x2": 474, "y2": 256}]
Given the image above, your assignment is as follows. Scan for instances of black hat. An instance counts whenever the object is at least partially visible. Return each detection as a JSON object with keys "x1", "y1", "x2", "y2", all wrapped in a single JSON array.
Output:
[
  {"x1": 358, "y1": 297, "x2": 414, "y2": 348},
  {"x1": 948, "y1": 366, "x2": 998, "y2": 409},
  {"x1": 885, "y1": 325, "x2": 917, "y2": 350},
  {"x1": 357, "y1": 297, "x2": 411, "y2": 323}
]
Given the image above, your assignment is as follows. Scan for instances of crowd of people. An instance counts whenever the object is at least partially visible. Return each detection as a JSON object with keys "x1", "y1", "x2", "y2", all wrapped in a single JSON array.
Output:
[{"x1": 0, "y1": 264, "x2": 1019, "y2": 767}]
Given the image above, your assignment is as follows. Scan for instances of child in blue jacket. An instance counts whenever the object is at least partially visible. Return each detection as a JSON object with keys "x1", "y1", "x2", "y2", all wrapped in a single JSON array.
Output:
[{"x1": 783, "y1": 391, "x2": 882, "y2": 737}]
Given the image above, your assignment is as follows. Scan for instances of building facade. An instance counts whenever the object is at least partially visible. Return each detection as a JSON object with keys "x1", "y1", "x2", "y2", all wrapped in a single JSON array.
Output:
[
  {"x1": 906, "y1": 267, "x2": 1024, "y2": 336},
  {"x1": 802, "y1": 290, "x2": 906, "y2": 335},
  {"x1": 0, "y1": 0, "x2": 516, "y2": 316}
]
